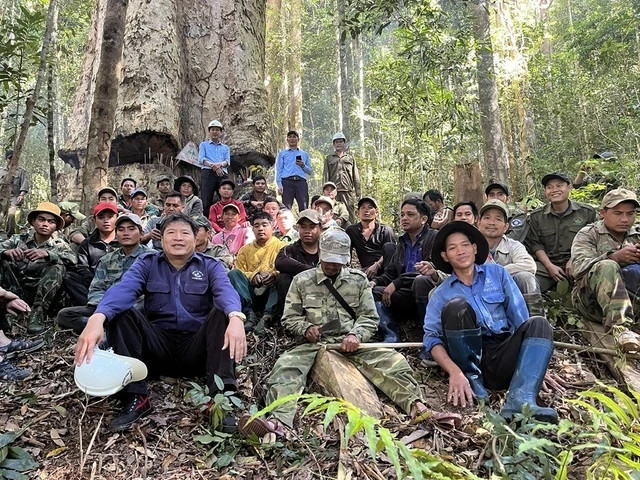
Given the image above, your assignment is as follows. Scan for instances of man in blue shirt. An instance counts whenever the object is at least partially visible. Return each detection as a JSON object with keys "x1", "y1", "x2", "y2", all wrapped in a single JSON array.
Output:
[
  {"x1": 424, "y1": 221, "x2": 557, "y2": 423},
  {"x1": 74, "y1": 213, "x2": 246, "y2": 432},
  {"x1": 275, "y1": 130, "x2": 312, "y2": 211},
  {"x1": 198, "y1": 120, "x2": 231, "y2": 217}
]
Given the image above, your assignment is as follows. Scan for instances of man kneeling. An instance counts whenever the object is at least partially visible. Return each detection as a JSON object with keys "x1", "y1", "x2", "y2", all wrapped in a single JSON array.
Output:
[
  {"x1": 423, "y1": 221, "x2": 557, "y2": 423},
  {"x1": 74, "y1": 213, "x2": 246, "y2": 432},
  {"x1": 239, "y1": 229, "x2": 429, "y2": 437}
]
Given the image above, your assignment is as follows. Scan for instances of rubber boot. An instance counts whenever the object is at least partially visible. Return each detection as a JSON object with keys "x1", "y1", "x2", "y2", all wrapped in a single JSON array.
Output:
[
  {"x1": 444, "y1": 327, "x2": 488, "y2": 400},
  {"x1": 375, "y1": 301, "x2": 400, "y2": 343},
  {"x1": 523, "y1": 293, "x2": 546, "y2": 318},
  {"x1": 501, "y1": 337, "x2": 558, "y2": 423},
  {"x1": 416, "y1": 298, "x2": 428, "y2": 327}
]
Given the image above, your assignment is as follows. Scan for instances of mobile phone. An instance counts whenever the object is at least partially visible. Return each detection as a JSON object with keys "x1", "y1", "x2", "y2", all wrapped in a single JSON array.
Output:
[{"x1": 296, "y1": 155, "x2": 302, "y2": 161}]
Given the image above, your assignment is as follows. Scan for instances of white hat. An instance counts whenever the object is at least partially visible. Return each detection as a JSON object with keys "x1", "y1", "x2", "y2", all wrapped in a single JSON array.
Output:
[{"x1": 74, "y1": 348, "x2": 148, "y2": 397}]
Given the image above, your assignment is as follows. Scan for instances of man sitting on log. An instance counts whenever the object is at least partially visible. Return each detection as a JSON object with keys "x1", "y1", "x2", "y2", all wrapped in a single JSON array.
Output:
[
  {"x1": 238, "y1": 228, "x2": 430, "y2": 438},
  {"x1": 74, "y1": 213, "x2": 246, "y2": 432},
  {"x1": 423, "y1": 221, "x2": 558, "y2": 423},
  {"x1": 570, "y1": 188, "x2": 640, "y2": 352}
]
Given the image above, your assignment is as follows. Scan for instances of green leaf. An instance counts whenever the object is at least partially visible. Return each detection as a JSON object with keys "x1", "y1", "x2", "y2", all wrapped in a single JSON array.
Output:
[
  {"x1": 0, "y1": 468, "x2": 29, "y2": 480},
  {"x1": 213, "y1": 375, "x2": 225, "y2": 392},
  {"x1": 0, "y1": 433, "x2": 18, "y2": 450},
  {"x1": 193, "y1": 434, "x2": 217, "y2": 445},
  {"x1": 322, "y1": 401, "x2": 342, "y2": 429}
]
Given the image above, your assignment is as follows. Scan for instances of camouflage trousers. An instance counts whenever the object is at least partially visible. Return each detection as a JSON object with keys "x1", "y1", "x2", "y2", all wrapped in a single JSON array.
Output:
[
  {"x1": 572, "y1": 259, "x2": 637, "y2": 329},
  {"x1": 265, "y1": 342, "x2": 422, "y2": 427},
  {"x1": 0, "y1": 259, "x2": 65, "y2": 314}
]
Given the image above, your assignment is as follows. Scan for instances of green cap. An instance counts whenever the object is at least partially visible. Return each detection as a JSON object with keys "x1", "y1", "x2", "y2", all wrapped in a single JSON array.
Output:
[
  {"x1": 58, "y1": 202, "x2": 86, "y2": 221},
  {"x1": 479, "y1": 199, "x2": 509, "y2": 220}
]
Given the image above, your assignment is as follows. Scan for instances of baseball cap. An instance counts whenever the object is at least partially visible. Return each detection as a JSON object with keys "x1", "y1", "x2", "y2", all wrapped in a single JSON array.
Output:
[
  {"x1": 314, "y1": 196, "x2": 334, "y2": 209},
  {"x1": 222, "y1": 203, "x2": 241, "y2": 214},
  {"x1": 319, "y1": 228, "x2": 351, "y2": 265},
  {"x1": 120, "y1": 177, "x2": 137, "y2": 187},
  {"x1": 131, "y1": 188, "x2": 148, "y2": 198},
  {"x1": 322, "y1": 181, "x2": 337, "y2": 191},
  {"x1": 297, "y1": 209, "x2": 322, "y2": 225},
  {"x1": 432, "y1": 221, "x2": 489, "y2": 274},
  {"x1": 541, "y1": 172, "x2": 571, "y2": 186},
  {"x1": 97, "y1": 187, "x2": 118, "y2": 199},
  {"x1": 485, "y1": 181, "x2": 509, "y2": 196},
  {"x1": 115, "y1": 213, "x2": 143, "y2": 229},
  {"x1": 194, "y1": 215, "x2": 213, "y2": 230},
  {"x1": 601, "y1": 188, "x2": 640, "y2": 209},
  {"x1": 74, "y1": 348, "x2": 148, "y2": 397},
  {"x1": 93, "y1": 202, "x2": 118, "y2": 216},
  {"x1": 357, "y1": 197, "x2": 378, "y2": 209},
  {"x1": 58, "y1": 202, "x2": 86, "y2": 221},
  {"x1": 219, "y1": 179, "x2": 236, "y2": 190},
  {"x1": 156, "y1": 174, "x2": 171, "y2": 186},
  {"x1": 479, "y1": 200, "x2": 509, "y2": 220}
]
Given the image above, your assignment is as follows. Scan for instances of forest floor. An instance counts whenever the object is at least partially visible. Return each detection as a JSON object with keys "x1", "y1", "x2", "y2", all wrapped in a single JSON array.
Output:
[{"x1": 0, "y1": 314, "x2": 626, "y2": 480}]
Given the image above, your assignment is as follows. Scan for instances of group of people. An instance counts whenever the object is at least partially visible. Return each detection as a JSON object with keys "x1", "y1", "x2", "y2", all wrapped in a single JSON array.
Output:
[{"x1": 2, "y1": 130, "x2": 639, "y2": 440}]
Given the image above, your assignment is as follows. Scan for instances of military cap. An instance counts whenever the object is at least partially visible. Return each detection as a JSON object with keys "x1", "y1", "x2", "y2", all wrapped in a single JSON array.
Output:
[
  {"x1": 156, "y1": 174, "x2": 172, "y2": 186},
  {"x1": 97, "y1": 187, "x2": 118, "y2": 199},
  {"x1": 357, "y1": 197, "x2": 378, "y2": 209},
  {"x1": 58, "y1": 202, "x2": 86, "y2": 221},
  {"x1": 297, "y1": 209, "x2": 322, "y2": 225},
  {"x1": 319, "y1": 228, "x2": 351, "y2": 265},
  {"x1": 601, "y1": 188, "x2": 640, "y2": 209},
  {"x1": 479, "y1": 199, "x2": 509, "y2": 221},
  {"x1": 485, "y1": 181, "x2": 509, "y2": 196},
  {"x1": 541, "y1": 172, "x2": 571, "y2": 186},
  {"x1": 314, "y1": 196, "x2": 334, "y2": 209},
  {"x1": 194, "y1": 215, "x2": 213, "y2": 230}
]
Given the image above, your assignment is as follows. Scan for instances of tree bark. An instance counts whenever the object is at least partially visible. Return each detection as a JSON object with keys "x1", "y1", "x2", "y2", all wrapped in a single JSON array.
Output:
[
  {"x1": 335, "y1": 0, "x2": 350, "y2": 139},
  {"x1": 0, "y1": 0, "x2": 57, "y2": 208},
  {"x1": 47, "y1": 63, "x2": 58, "y2": 201},
  {"x1": 80, "y1": 0, "x2": 127, "y2": 212},
  {"x1": 469, "y1": 0, "x2": 509, "y2": 184},
  {"x1": 287, "y1": 0, "x2": 302, "y2": 131}
]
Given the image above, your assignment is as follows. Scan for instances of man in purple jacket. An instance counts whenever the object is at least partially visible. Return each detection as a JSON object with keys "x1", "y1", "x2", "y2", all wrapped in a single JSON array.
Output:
[{"x1": 74, "y1": 213, "x2": 246, "y2": 432}]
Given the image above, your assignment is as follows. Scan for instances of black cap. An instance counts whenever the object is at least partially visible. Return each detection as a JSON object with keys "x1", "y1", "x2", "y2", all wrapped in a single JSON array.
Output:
[
  {"x1": 432, "y1": 221, "x2": 489, "y2": 274},
  {"x1": 485, "y1": 181, "x2": 509, "y2": 196},
  {"x1": 541, "y1": 172, "x2": 571, "y2": 186}
]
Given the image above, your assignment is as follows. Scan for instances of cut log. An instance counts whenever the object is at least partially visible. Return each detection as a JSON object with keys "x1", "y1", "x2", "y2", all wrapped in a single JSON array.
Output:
[
  {"x1": 310, "y1": 349, "x2": 383, "y2": 418},
  {"x1": 581, "y1": 320, "x2": 640, "y2": 391}
]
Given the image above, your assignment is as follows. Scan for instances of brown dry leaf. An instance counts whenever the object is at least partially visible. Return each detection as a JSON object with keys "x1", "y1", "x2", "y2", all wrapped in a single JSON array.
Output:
[
  {"x1": 161, "y1": 454, "x2": 177, "y2": 470},
  {"x1": 50, "y1": 428, "x2": 65, "y2": 447},
  {"x1": 133, "y1": 445, "x2": 156, "y2": 459},
  {"x1": 20, "y1": 404, "x2": 28, "y2": 415}
]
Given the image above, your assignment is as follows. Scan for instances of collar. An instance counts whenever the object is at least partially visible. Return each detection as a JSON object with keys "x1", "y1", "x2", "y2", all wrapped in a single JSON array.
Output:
[
  {"x1": 542, "y1": 199, "x2": 579, "y2": 216},
  {"x1": 401, "y1": 224, "x2": 429, "y2": 244},
  {"x1": 450, "y1": 263, "x2": 484, "y2": 286}
]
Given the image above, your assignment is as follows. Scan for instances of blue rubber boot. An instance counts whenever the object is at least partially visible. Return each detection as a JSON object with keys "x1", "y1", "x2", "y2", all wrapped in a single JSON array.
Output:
[
  {"x1": 444, "y1": 327, "x2": 488, "y2": 401},
  {"x1": 501, "y1": 337, "x2": 558, "y2": 423},
  {"x1": 375, "y1": 301, "x2": 400, "y2": 343}
]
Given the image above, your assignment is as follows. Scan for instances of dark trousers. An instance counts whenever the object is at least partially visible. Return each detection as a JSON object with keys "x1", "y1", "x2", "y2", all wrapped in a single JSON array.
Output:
[
  {"x1": 275, "y1": 273, "x2": 295, "y2": 319},
  {"x1": 281, "y1": 177, "x2": 309, "y2": 211},
  {"x1": 56, "y1": 305, "x2": 96, "y2": 333},
  {"x1": 441, "y1": 297, "x2": 552, "y2": 390},
  {"x1": 107, "y1": 308, "x2": 235, "y2": 396},
  {"x1": 63, "y1": 270, "x2": 92, "y2": 306},
  {"x1": 201, "y1": 169, "x2": 228, "y2": 219}
]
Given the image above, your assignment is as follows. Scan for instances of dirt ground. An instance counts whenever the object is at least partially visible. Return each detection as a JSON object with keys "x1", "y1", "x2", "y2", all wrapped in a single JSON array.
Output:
[{"x1": 0, "y1": 318, "x2": 616, "y2": 479}]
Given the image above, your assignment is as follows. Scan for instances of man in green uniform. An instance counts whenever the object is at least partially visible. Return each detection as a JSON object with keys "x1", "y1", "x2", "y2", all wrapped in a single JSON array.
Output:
[
  {"x1": 0, "y1": 202, "x2": 76, "y2": 333},
  {"x1": 323, "y1": 133, "x2": 361, "y2": 224},
  {"x1": 238, "y1": 228, "x2": 429, "y2": 437},
  {"x1": 0, "y1": 150, "x2": 29, "y2": 237},
  {"x1": 525, "y1": 172, "x2": 597, "y2": 293},
  {"x1": 570, "y1": 188, "x2": 640, "y2": 352},
  {"x1": 193, "y1": 215, "x2": 234, "y2": 269}
]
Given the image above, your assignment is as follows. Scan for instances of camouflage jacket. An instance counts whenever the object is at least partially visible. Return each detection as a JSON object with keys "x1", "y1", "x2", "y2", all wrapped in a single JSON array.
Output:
[
  {"x1": 87, "y1": 244, "x2": 152, "y2": 305},
  {"x1": 199, "y1": 241, "x2": 234, "y2": 270},
  {"x1": 282, "y1": 265, "x2": 379, "y2": 342},
  {"x1": 571, "y1": 220, "x2": 640, "y2": 281},
  {"x1": 0, "y1": 233, "x2": 76, "y2": 279}
]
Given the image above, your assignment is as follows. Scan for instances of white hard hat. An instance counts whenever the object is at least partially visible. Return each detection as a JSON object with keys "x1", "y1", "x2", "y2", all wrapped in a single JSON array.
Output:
[
  {"x1": 208, "y1": 120, "x2": 223, "y2": 130},
  {"x1": 332, "y1": 132, "x2": 347, "y2": 142},
  {"x1": 74, "y1": 348, "x2": 148, "y2": 397}
]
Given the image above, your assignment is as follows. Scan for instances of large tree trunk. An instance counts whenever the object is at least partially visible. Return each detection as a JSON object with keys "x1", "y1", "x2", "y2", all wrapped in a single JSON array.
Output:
[
  {"x1": 0, "y1": 0, "x2": 57, "y2": 206},
  {"x1": 62, "y1": 0, "x2": 272, "y2": 189},
  {"x1": 469, "y1": 0, "x2": 509, "y2": 184},
  {"x1": 335, "y1": 0, "x2": 350, "y2": 138},
  {"x1": 81, "y1": 0, "x2": 127, "y2": 212},
  {"x1": 287, "y1": 0, "x2": 302, "y2": 131},
  {"x1": 47, "y1": 63, "x2": 58, "y2": 201}
]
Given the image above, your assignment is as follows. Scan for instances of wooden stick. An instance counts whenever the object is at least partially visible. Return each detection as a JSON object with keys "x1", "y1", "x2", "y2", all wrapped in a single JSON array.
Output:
[{"x1": 323, "y1": 341, "x2": 640, "y2": 359}]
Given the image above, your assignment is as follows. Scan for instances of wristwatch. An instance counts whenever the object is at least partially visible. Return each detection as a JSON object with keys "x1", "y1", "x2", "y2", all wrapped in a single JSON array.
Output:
[{"x1": 229, "y1": 311, "x2": 246, "y2": 321}]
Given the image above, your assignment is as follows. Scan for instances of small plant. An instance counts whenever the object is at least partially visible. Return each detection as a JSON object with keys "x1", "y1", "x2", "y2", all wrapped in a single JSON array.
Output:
[
  {"x1": 543, "y1": 280, "x2": 584, "y2": 328},
  {"x1": 0, "y1": 429, "x2": 40, "y2": 480}
]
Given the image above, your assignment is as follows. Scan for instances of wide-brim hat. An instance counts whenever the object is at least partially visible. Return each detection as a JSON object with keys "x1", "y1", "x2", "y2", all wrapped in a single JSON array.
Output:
[
  {"x1": 74, "y1": 348, "x2": 148, "y2": 397},
  {"x1": 27, "y1": 202, "x2": 65, "y2": 230},
  {"x1": 174, "y1": 175, "x2": 198, "y2": 196},
  {"x1": 432, "y1": 221, "x2": 489, "y2": 274}
]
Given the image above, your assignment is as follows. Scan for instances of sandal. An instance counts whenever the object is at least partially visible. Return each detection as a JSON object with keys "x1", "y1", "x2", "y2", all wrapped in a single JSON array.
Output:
[
  {"x1": 0, "y1": 338, "x2": 45, "y2": 359},
  {"x1": 238, "y1": 413, "x2": 285, "y2": 438},
  {"x1": 0, "y1": 359, "x2": 31, "y2": 381}
]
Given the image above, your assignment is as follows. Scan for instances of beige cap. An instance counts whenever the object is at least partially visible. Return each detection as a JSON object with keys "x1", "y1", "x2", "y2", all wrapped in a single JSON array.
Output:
[
  {"x1": 297, "y1": 209, "x2": 322, "y2": 225},
  {"x1": 314, "y1": 195, "x2": 334, "y2": 209},
  {"x1": 601, "y1": 188, "x2": 640, "y2": 209},
  {"x1": 479, "y1": 199, "x2": 509, "y2": 220}
]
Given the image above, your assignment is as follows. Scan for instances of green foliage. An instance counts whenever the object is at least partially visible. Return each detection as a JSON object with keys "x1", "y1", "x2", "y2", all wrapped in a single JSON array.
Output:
[
  {"x1": 0, "y1": 430, "x2": 40, "y2": 480},
  {"x1": 543, "y1": 281, "x2": 584, "y2": 328}
]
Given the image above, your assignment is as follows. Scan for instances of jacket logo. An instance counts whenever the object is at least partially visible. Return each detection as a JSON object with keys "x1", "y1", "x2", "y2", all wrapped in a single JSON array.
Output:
[{"x1": 191, "y1": 270, "x2": 204, "y2": 280}]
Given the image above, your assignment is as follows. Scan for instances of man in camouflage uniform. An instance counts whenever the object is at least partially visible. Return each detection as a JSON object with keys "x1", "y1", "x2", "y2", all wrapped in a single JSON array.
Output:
[
  {"x1": 323, "y1": 133, "x2": 361, "y2": 224},
  {"x1": 321, "y1": 181, "x2": 349, "y2": 227},
  {"x1": 0, "y1": 202, "x2": 76, "y2": 333},
  {"x1": 525, "y1": 172, "x2": 597, "y2": 293},
  {"x1": 58, "y1": 202, "x2": 87, "y2": 250},
  {"x1": 570, "y1": 188, "x2": 640, "y2": 352},
  {"x1": 152, "y1": 173, "x2": 173, "y2": 213},
  {"x1": 193, "y1": 215, "x2": 233, "y2": 270},
  {"x1": 239, "y1": 229, "x2": 429, "y2": 437},
  {"x1": 56, "y1": 214, "x2": 151, "y2": 333},
  {"x1": 0, "y1": 150, "x2": 29, "y2": 237}
]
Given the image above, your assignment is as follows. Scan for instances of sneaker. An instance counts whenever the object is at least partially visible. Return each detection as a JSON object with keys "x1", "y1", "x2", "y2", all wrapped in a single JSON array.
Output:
[
  {"x1": 0, "y1": 337, "x2": 44, "y2": 359},
  {"x1": 0, "y1": 359, "x2": 31, "y2": 381},
  {"x1": 108, "y1": 395, "x2": 152, "y2": 432},
  {"x1": 613, "y1": 326, "x2": 640, "y2": 353},
  {"x1": 27, "y1": 309, "x2": 45, "y2": 335}
]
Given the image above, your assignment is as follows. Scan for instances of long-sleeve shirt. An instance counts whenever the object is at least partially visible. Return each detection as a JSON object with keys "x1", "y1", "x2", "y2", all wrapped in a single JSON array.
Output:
[
  {"x1": 87, "y1": 244, "x2": 152, "y2": 305},
  {"x1": 571, "y1": 220, "x2": 640, "y2": 281},
  {"x1": 274, "y1": 241, "x2": 319, "y2": 276},
  {"x1": 489, "y1": 235, "x2": 536, "y2": 276},
  {"x1": 423, "y1": 263, "x2": 529, "y2": 355},
  {"x1": 0, "y1": 166, "x2": 29, "y2": 197},
  {"x1": 211, "y1": 224, "x2": 254, "y2": 256},
  {"x1": 234, "y1": 237, "x2": 285, "y2": 280},
  {"x1": 208, "y1": 199, "x2": 247, "y2": 233},
  {"x1": 198, "y1": 140, "x2": 230, "y2": 174},
  {"x1": 345, "y1": 221, "x2": 396, "y2": 268},
  {"x1": 0, "y1": 233, "x2": 76, "y2": 280},
  {"x1": 183, "y1": 194, "x2": 204, "y2": 217},
  {"x1": 74, "y1": 230, "x2": 120, "y2": 284},
  {"x1": 322, "y1": 151, "x2": 361, "y2": 197},
  {"x1": 95, "y1": 251, "x2": 241, "y2": 331},
  {"x1": 283, "y1": 265, "x2": 378, "y2": 341},
  {"x1": 275, "y1": 148, "x2": 312, "y2": 188}
]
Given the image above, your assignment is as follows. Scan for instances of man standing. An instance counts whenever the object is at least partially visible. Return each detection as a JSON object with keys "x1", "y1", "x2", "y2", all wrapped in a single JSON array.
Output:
[
  {"x1": 526, "y1": 172, "x2": 596, "y2": 292},
  {"x1": 323, "y1": 132, "x2": 361, "y2": 224},
  {"x1": 276, "y1": 131, "x2": 312, "y2": 211},
  {"x1": 423, "y1": 190, "x2": 453, "y2": 230},
  {"x1": 199, "y1": 120, "x2": 231, "y2": 216},
  {"x1": 152, "y1": 174, "x2": 173, "y2": 213},
  {"x1": 239, "y1": 229, "x2": 430, "y2": 437},
  {"x1": 424, "y1": 221, "x2": 557, "y2": 423},
  {"x1": 0, "y1": 150, "x2": 29, "y2": 237},
  {"x1": 0, "y1": 202, "x2": 76, "y2": 333},
  {"x1": 477, "y1": 200, "x2": 543, "y2": 316},
  {"x1": 74, "y1": 213, "x2": 246, "y2": 432},
  {"x1": 571, "y1": 188, "x2": 640, "y2": 352}
]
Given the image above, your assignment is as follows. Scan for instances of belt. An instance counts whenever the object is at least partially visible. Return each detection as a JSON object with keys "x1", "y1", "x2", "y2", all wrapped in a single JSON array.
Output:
[{"x1": 283, "y1": 175, "x2": 306, "y2": 181}]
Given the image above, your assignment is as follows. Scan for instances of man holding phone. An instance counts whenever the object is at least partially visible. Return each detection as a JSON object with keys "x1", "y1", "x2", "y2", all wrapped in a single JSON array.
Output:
[{"x1": 275, "y1": 130, "x2": 313, "y2": 211}]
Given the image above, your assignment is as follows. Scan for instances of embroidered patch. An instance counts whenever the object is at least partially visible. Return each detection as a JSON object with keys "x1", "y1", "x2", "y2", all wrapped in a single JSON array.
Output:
[
  {"x1": 511, "y1": 218, "x2": 523, "y2": 227},
  {"x1": 191, "y1": 270, "x2": 204, "y2": 280},
  {"x1": 574, "y1": 217, "x2": 584, "y2": 225}
]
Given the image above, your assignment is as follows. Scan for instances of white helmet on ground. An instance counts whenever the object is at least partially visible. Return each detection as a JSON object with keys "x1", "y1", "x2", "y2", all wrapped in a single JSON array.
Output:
[
  {"x1": 208, "y1": 120, "x2": 223, "y2": 130},
  {"x1": 74, "y1": 348, "x2": 148, "y2": 397}
]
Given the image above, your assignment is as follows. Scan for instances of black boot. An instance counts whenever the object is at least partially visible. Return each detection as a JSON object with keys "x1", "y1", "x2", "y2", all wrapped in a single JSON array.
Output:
[
  {"x1": 375, "y1": 301, "x2": 400, "y2": 343},
  {"x1": 501, "y1": 337, "x2": 558, "y2": 423},
  {"x1": 109, "y1": 394, "x2": 153, "y2": 432},
  {"x1": 444, "y1": 327, "x2": 488, "y2": 401}
]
